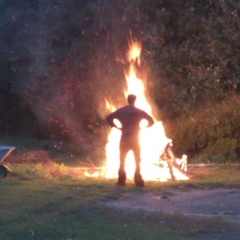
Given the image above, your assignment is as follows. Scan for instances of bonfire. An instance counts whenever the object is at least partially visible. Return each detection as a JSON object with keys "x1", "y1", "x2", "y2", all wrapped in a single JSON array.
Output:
[{"x1": 88, "y1": 39, "x2": 189, "y2": 182}]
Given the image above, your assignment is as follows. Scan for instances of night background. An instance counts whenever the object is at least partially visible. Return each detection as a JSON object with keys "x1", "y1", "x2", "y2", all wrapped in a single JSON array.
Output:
[{"x1": 1, "y1": 0, "x2": 240, "y2": 163}]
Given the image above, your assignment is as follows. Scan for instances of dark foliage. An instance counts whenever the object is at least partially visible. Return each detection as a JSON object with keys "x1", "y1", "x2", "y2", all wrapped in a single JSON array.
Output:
[{"x1": 0, "y1": 0, "x2": 239, "y2": 161}]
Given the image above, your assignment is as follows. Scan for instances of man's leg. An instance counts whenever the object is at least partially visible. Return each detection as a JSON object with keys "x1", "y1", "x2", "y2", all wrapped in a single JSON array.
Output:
[
  {"x1": 118, "y1": 141, "x2": 128, "y2": 186},
  {"x1": 133, "y1": 145, "x2": 144, "y2": 187}
]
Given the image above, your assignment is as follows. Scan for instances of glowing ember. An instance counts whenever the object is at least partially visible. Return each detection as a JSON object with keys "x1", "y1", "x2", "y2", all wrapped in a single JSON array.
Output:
[{"x1": 102, "y1": 39, "x2": 189, "y2": 182}]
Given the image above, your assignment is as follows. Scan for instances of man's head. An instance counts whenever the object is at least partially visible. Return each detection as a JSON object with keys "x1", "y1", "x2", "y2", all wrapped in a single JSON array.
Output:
[{"x1": 127, "y1": 94, "x2": 137, "y2": 105}]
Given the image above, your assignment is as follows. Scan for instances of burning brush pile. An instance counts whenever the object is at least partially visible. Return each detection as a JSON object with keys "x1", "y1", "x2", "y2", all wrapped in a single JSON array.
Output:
[
  {"x1": 4, "y1": 40, "x2": 189, "y2": 182},
  {"x1": 86, "y1": 39, "x2": 189, "y2": 182}
]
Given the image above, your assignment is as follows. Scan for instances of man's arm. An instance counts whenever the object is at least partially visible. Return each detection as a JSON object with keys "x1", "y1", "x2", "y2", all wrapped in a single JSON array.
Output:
[
  {"x1": 144, "y1": 112, "x2": 154, "y2": 127},
  {"x1": 106, "y1": 111, "x2": 119, "y2": 128}
]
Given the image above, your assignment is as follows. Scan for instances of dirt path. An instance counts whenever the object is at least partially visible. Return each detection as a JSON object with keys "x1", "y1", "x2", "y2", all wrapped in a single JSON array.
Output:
[
  {"x1": 105, "y1": 188, "x2": 240, "y2": 239},
  {"x1": 106, "y1": 188, "x2": 240, "y2": 223}
]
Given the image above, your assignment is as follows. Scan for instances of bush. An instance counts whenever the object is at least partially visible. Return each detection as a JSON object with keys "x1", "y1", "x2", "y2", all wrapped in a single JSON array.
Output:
[
  {"x1": 1, "y1": 0, "x2": 240, "y2": 162},
  {"x1": 165, "y1": 95, "x2": 240, "y2": 162}
]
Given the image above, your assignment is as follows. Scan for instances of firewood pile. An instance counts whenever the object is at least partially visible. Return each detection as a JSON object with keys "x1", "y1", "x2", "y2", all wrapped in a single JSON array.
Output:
[
  {"x1": 159, "y1": 143, "x2": 189, "y2": 180},
  {"x1": 5, "y1": 151, "x2": 54, "y2": 165}
]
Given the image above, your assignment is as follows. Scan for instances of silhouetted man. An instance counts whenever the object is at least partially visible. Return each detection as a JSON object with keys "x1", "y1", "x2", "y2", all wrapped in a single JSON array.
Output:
[{"x1": 106, "y1": 94, "x2": 154, "y2": 187}]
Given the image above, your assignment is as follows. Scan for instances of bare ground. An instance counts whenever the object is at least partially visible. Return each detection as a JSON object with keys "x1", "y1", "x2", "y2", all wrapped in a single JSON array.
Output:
[{"x1": 104, "y1": 188, "x2": 240, "y2": 239}]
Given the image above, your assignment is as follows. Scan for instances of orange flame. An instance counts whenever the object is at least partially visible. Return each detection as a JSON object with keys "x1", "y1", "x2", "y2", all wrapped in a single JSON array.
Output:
[
  {"x1": 103, "y1": 40, "x2": 189, "y2": 182},
  {"x1": 102, "y1": 41, "x2": 188, "y2": 181}
]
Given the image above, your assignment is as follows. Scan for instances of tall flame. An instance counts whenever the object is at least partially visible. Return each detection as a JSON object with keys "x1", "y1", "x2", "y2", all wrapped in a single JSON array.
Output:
[{"x1": 104, "y1": 40, "x2": 188, "y2": 182}]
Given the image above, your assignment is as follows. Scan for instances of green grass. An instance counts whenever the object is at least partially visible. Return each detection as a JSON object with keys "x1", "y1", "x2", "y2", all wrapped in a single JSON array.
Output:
[
  {"x1": 0, "y1": 164, "x2": 239, "y2": 240},
  {"x1": 0, "y1": 178, "x2": 184, "y2": 240},
  {"x1": 1, "y1": 133, "x2": 240, "y2": 239}
]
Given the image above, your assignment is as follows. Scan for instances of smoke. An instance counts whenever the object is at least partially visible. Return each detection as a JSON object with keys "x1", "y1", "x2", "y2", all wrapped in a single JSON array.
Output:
[{"x1": 21, "y1": 1, "x2": 143, "y2": 147}]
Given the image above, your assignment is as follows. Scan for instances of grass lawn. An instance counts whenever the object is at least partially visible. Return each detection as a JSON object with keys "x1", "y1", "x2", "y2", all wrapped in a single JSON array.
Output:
[
  {"x1": 0, "y1": 177, "x2": 186, "y2": 240},
  {"x1": 1, "y1": 162, "x2": 240, "y2": 240}
]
